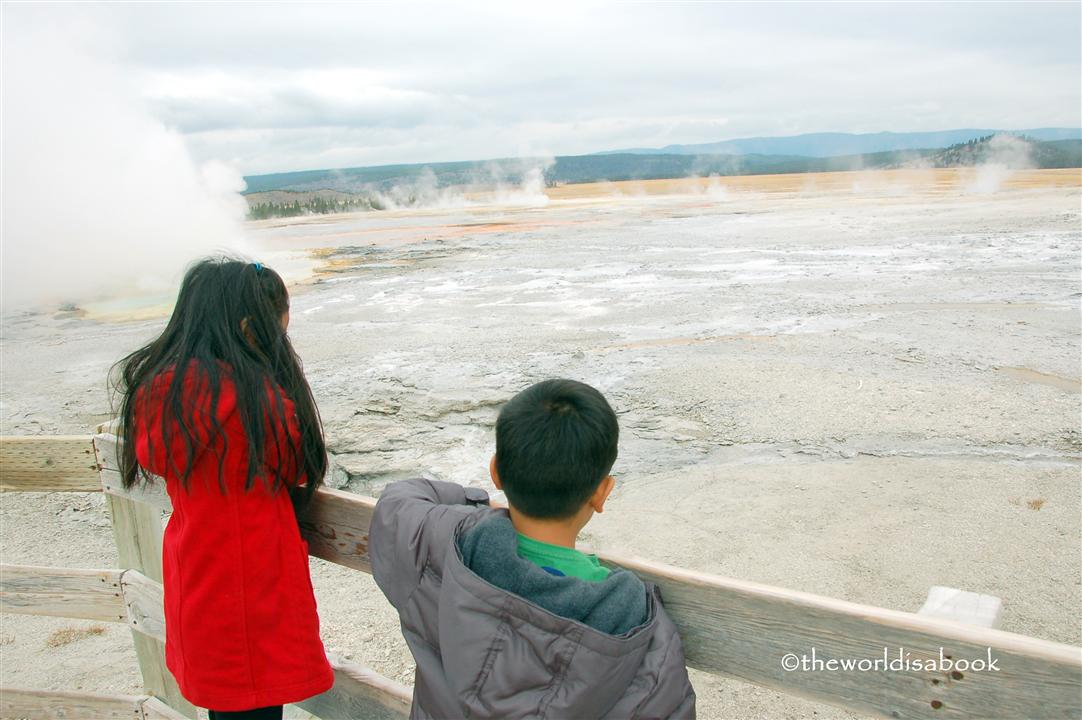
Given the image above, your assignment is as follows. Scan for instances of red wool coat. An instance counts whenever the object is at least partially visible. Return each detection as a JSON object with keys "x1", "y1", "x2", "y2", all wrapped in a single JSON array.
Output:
[{"x1": 133, "y1": 366, "x2": 333, "y2": 711}]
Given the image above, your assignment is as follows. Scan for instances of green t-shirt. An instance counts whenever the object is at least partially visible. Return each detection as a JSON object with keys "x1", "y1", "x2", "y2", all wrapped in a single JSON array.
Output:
[{"x1": 516, "y1": 533, "x2": 611, "y2": 582}]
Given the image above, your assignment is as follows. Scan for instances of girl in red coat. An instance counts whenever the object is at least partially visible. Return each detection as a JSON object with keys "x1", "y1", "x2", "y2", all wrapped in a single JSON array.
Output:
[{"x1": 114, "y1": 258, "x2": 334, "y2": 719}]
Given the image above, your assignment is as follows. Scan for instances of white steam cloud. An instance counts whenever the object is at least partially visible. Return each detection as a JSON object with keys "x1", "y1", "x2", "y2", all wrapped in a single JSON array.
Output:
[
  {"x1": 481, "y1": 158, "x2": 553, "y2": 207},
  {"x1": 1, "y1": 14, "x2": 249, "y2": 311},
  {"x1": 964, "y1": 134, "x2": 1034, "y2": 194},
  {"x1": 343, "y1": 158, "x2": 554, "y2": 211}
]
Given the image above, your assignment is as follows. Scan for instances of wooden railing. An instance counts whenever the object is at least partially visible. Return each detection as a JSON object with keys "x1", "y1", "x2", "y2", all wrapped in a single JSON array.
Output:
[
  {"x1": 1, "y1": 432, "x2": 1080, "y2": 719},
  {"x1": 1, "y1": 432, "x2": 409, "y2": 720}
]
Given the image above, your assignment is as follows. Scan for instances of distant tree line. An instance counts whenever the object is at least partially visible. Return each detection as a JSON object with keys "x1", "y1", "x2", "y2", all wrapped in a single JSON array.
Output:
[
  {"x1": 941, "y1": 134, "x2": 1036, "y2": 153},
  {"x1": 247, "y1": 195, "x2": 386, "y2": 220},
  {"x1": 929, "y1": 134, "x2": 1040, "y2": 168}
]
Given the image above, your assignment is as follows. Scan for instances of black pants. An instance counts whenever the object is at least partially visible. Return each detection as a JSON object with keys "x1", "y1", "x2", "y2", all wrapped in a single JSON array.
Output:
[{"x1": 207, "y1": 706, "x2": 282, "y2": 720}]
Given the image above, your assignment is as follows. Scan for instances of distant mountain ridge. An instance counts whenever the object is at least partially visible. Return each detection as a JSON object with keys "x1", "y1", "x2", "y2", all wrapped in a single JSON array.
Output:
[
  {"x1": 244, "y1": 135, "x2": 1082, "y2": 218},
  {"x1": 601, "y1": 128, "x2": 1082, "y2": 158}
]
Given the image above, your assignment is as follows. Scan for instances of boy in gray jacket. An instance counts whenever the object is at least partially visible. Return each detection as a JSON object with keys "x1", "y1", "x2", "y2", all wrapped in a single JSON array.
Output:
[{"x1": 370, "y1": 379, "x2": 696, "y2": 719}]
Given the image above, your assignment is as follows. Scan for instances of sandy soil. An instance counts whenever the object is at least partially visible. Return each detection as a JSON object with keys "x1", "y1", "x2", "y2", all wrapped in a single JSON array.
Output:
[
  {"x1": 541, "y1": 168, "x2": 1082, "y2": 199},
  {"x1": 2, "y1": 169, "x2": 1080, "y2": 719}
]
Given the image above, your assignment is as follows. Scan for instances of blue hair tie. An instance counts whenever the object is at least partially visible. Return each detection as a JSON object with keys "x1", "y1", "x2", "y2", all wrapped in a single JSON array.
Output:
[{"x1": 253, "y1": 262, "x2": 264, "y2": 272}]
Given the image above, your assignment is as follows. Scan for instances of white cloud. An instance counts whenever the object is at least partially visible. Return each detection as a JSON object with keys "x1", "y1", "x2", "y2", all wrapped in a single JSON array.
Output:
[{"x1": 3, "y1": 1, "x2": 1080, "y2": 176}]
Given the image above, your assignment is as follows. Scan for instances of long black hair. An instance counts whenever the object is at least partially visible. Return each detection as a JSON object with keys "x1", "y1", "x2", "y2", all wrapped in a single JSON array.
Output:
[{"x1": 112, "y1": 257, "x2": 326, "y2": 514}]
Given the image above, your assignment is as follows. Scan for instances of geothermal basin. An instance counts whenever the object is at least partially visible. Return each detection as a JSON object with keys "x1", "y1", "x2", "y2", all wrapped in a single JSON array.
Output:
[{"x1": 2, "y1": 169, "x2": 1080, "y2": 719}]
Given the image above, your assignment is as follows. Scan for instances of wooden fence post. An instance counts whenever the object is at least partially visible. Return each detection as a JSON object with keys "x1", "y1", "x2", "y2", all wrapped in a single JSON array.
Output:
[{"x1": 95, "y1": 433, "x2": 197, "y2": 719}]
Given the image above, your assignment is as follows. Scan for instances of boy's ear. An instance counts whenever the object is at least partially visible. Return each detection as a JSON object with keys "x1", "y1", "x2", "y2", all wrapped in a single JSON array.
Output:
[
  {"x1": 589, "y1": 475, "x2": 616, "y2": 514},
  {"x1": 489, "y1": 454, "x2": 502, "y2": 490}
]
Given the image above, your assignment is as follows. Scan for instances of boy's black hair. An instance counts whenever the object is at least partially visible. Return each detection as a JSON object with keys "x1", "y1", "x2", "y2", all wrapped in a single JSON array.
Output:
[
  {"x1": 495, "y1": 379, "x2": 619, "y2": 519},
  {"x1": 112, "y1": 256, "x2": 327, "y2": 516}
]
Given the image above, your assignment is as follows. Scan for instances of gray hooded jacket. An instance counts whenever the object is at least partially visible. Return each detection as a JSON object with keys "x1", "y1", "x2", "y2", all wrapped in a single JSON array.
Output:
[{"x1": 370, "y1": 478, "x2": 696, "y2": 720}]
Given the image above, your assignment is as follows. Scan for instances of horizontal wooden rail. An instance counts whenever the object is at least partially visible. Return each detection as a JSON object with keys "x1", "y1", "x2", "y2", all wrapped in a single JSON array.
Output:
[
  {"x1": 0, "y1": 435, "x2": 99, "y2": 491},
  {"x1": 95, "y1": 433, "x2": 373, "y2": 571},
  {"x1": 0, "y1": 564, "x2": 126, "y2": 623},
  {"x1": 0, "y1": 563, "x2": 412, "y2": 719},
  {"x1": 618, "y1": 557, "x2": 1082, "y2": 719},
  {"x1": 0, "y1": 687, "x2": 189, "y2": 719},
  {"x1": 297, "y1": 655, "x2": 413, "y2": 720}
]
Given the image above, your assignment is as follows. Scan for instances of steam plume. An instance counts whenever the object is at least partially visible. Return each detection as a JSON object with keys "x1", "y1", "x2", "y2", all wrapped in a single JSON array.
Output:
[{"x1": 1, "y1": 12, "x2": 248, "y2": 311}]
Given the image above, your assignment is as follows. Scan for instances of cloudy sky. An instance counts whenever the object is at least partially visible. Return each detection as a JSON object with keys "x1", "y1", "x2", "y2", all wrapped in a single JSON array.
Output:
[{"x1": 4, "y1": 2, "x2": 1081, "y2": 176}]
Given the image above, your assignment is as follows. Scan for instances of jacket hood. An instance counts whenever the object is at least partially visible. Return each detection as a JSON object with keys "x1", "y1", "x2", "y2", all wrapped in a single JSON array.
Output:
[
  {"x1": 434, "y1": 513, "x2": 663, "y2": 718},
  {"x1": 459, "y1": 515, "x2": 648, "y2": 635}
]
